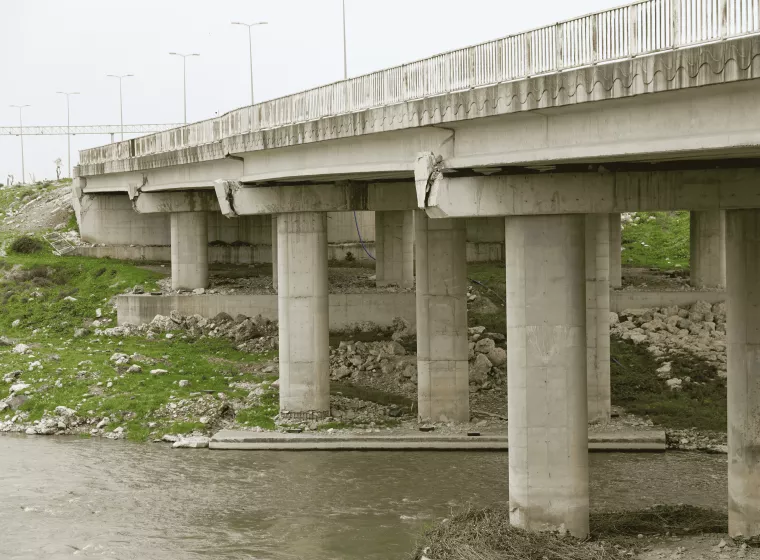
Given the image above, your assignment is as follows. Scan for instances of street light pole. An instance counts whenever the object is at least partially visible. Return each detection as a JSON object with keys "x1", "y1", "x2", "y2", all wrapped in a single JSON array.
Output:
[
  {"x1": 56, "y1": 91, "x2": 80, "y2": 178},
  {"x1": 169, "y1": 52, "x2": 200, "y2": 124},
  {"x1": 10, "y1": 104, "x2": 30, "y2": 184},
  {"x1": 107, "y1": 74, "x2": 133, "y2": 141},
  {"x1": 231, "y1": 21, "x2": 268, "y2": 106},
  {"x1": 342, "y1": 0, "x2": 348, "y2": 79}
]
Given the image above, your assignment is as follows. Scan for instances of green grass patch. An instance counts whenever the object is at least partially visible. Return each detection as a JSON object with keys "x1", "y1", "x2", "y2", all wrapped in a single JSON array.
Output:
[
  {"x1": 621, "y1": 211, "x2": 690, "y2": 270},
  {"x1": 611, "y1": 337, "x2": 726, "y2": 432}
]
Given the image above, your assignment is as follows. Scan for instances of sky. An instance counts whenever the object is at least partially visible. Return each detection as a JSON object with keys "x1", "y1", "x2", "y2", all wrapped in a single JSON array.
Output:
[{"x1": 1, "y1": 0, "x2": 626, "y2": 183}]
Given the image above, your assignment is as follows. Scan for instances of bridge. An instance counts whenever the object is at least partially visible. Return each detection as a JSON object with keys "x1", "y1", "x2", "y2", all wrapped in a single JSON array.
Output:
[
  {"x1": 0, "y1": 124, "x2": 182, "y2": 136},
  {"x1": 73, "y1": 0, "x2": 760, "y2": 540}
]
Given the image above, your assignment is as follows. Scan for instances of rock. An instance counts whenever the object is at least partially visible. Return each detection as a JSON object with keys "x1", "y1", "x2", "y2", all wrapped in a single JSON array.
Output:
[
  {"x1": 629, "y1": 333, "x2": 648, "y2": 344},
  {"x1": 110, "y1": 353, "x2": 130, "y2": 365},
  {"x1": 126, "y1": 365, "x2": 142, "y2": 374},
  {"x1": 0, "y1": 401, "x2": 9, "y2": 412},
  {"x1": 161, "y1": 434, "x2": 179, "y2": 443},
  {"x1": 178, "y1": 380, "x2": 190, "y2": 388},
  {"x1": 666, "y1": 378, "x2": 683, "y2": 390},
  {"x1": 474, "y1": 338, "x2": 496, "y2": 354},
  {"x1": 468, "y1": 326, "x2": 486, "y2": 336},
  {"x1": 9, "y1": 382, "x2": 30, "y2": 394},
  {"x1": 95, "y1": 308, "x2": 102, "y2": 318},
  {"x1": 73, "y1": 328, "x2": 89, "y2": 338},
  {"x1": 166, "y1": 333, "x2": 174, "y2": 339},
  {"x1": 97, "y1": 418, "x2": 110, "y2": 429},
  {"x1": 28, "y1": 361, "x2": 42, "y2": 371},
  {"x1": 150, "y1": 369, "x2": 168, "y2": 376},
  {"x1": 487, "y1": 347, "x2": 507, "y2": 367},
  {"x1": 63, "y1": 296, "x2": 77, "y2": 302},
  {"x1": 11, "y1": 319, "x2": 20, "y2": 328},
  {"x1": 656, "y1": 362, "x2": 672, "y2": 378},
  {"x1": 12, "y1": 344, "x2": 29, "y2": 354},
  {"x1": 335, "y1": 366, "x2": 351, "y2": 379},
  {"x1": 192, "y1": 288, "x2": 205, "y2": 295},
  {"x1": 172, "y1": 436, "x2": 211, "y2": 449},
  {"x1": 7, "y1": 394, "x2": 28, "y2": 410},
  {"x1": 54, "y1": 406, "x2": 76, "y2": 417},
  {"x1": 470, "y1": 354, "x2": 492, "y2": 383},
  {"x1": 212, "y1": 312, "x2": 234, "y2": 324},
  {"x1": 609, "y1": 312, "x2": 620, "y2": 325},
  {"x1": 0, "y1": 336, "x2": 12, "y2": 346},
  {"x1": 132, "y1": 285, "x2": 145, "y2": 294}
]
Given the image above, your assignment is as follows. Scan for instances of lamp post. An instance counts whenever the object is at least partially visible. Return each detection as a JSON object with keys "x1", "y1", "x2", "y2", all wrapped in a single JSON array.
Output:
[
  {"x1": 56, "y1": 91, "x2": 80, "y2": 178},
  {"x1": 169, "y1": 52, "x2": 200, "y2": 124},
  {"x1": 106, "y1": 74, "x2": 133, "y2": 141},
  {"x1": 9, "y1": 104, "x2": 30, "y2": 184},
  {"x1": 231, "y1": 21, "x2": 268, "y2": 106},
  {"x1": 342, "y1": 0, "x2": 348, "y2": 79}
]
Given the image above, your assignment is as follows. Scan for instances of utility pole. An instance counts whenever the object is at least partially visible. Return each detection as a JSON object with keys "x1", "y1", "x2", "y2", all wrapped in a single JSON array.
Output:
[
  {"x1": 342, "y1": 0, "x2": 348, "y2": 79},
  {"x1": 231, "y1": 21, "x2": 268, "y2": 106},
  {"x1": 56, "y1": 91, "x2": 80, "y2": 178},
  {"x1": 107, "y1": 74, "x2": 133, "y2": 141},
  {"x1": 169, "y1": 52, "x2": 200, "y2": 124},
  {"x1": 9, "y1": 104, "x2": 30, "y2": 184}
]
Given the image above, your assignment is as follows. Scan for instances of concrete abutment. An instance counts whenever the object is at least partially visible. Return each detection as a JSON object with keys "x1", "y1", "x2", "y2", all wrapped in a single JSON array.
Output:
[{"x1": 506, "y1": 213, "x2": 589, "y2": 538}]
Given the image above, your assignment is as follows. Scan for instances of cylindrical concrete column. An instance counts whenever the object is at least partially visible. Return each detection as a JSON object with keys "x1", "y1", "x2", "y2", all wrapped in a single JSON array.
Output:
[
  {"x1": 609, "y1": 213, "x2": 622, "y2": 288},
  {"x1": 415, "y1": 211, "x2": 469, "y2": 423},
  {"x1": 170, "y1": 212, "x2": 208, "y2": 291},
  {"x1": 277, "y1": 212, "x2": 330, "y2": 419},
  {"x1": 506, "y1": 214, "x2": 589, "y2": 538},
  {"x1": 271, "y1": 215, "x2": 278, "y2": 290},
  {"x1": 726, "y1": 209, "x2": 760, "y2": 538},
  {"x1": 375, "y1": 210, "x2": 415, "y2": 288},
  {"x1": 691, "y1": 210, "x2": 726, "y2": 288},
  {"x1": 586, "y1": 214, "x2": 611, "y2": 423}
]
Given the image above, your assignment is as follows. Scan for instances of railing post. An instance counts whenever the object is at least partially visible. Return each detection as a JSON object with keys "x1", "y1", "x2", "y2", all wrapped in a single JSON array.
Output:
[
  {"x1": 671, "y1": 0, "x2": 681, "y2": 48},
  {"x1": 525, "y1": 33, "x2": 533, "y2": 77},
  {"x1": 592, "y1": 15, "x2": 599, "y2": 63},
  {"x1": 555, "y1": 23, "x2": 565, "y2": 70},
  {"x1": 468, "y1": 46, "x2": 477, "y2": 89},
  {"x1": 719, "y1": 0, "x2": 728, "y2": 38},
  {"x1": 628, "y1": 3, "x2": 639, "y2": 57}
]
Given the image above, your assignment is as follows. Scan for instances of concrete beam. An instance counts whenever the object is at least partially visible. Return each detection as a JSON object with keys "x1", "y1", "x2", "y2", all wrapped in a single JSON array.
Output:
[
  {"x1": 214, "y1": 180, "x2": 417, "y2": 217},
  {"x1": 420, "y1": 169, "x2": 760, "y2": 218},
  {"x1": 132, "y1": 191, "x2": 220, "y2": 214}
]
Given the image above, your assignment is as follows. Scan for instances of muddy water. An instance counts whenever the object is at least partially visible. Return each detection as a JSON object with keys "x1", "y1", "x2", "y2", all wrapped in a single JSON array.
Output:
[{"x1": 0, "y1": 436, "x2": 726, "y2": 560}]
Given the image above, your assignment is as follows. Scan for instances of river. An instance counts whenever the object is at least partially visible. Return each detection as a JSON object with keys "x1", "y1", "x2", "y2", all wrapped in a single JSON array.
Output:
[{"x1": 0, "y1": 435, "x2": 727, "y2": 559}]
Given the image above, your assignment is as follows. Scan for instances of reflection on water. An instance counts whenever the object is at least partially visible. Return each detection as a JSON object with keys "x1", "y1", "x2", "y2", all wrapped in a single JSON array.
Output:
[{"x1": 0, "y1": 436, "x2": 726, "y2": 560}]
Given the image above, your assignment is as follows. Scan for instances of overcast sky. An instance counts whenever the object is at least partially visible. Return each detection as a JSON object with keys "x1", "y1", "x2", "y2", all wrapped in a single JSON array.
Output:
[{"x1": 1, "y1": 0, "x2": 624, "y2": 182}]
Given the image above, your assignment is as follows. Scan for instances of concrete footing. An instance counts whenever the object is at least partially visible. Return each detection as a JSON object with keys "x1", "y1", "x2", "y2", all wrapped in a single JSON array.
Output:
[
  {"x1": 691, "y1": 210, "x2": 726, "y2": 289},
  {"x1": 586, "y1": 215, "x2": 611, "y2": 423},
  {"x1": 726, "y1": 209, "x2": 760, "y2": 538},
  {"x1": 506, "y1": 213, "x2": 589, "y2": 538},
  {"x1": 170, "y1": 212, "x2": 209, "y2": 290},
  {"x1": 277, "y1": 212, "x2": 330, "y2": 418},
  {"x1": 609, "y1": 213, "x2": 622, "y2": 288},
  {"x1": 415, "y1": 211, "x2": 469, "y2": 423},
  {"x1": 375, "y1": 210, "x2": 415, "y2": 288}
]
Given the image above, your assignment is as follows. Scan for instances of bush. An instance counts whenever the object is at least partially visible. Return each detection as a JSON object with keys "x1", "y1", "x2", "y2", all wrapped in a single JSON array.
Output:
[{"x1": 9, "y1": 236, "x2": 44, "y2": 254}]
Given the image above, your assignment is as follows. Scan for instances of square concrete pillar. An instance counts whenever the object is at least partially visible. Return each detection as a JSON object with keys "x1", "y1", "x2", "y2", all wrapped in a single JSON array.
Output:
[
  {"x1": 586, "y1": 214, "x2": 611, "y2": 424},
  {"x1": 271, "y1": 215, "x2": 278, "y2": 290},
  {"x1": 506, "y1": 213, "x2": 589, "y2": 538},
  {"x1": 170, "y1": 212, "x2": 208, "y2": 291},
  {"x1": 609, "y1": 213, "x2": 622, "y2": 288},
  {"x1": 415, "y1": 211, "x2": 469, "y2": 423},
  {"x1": 726, "y1": 209, "x2": 760, "y2": 538},
  {"x1": 691, "y1": 210, "x2": 726, "y2": 288},
  {"x1": 375, "y1": 210, "x2": 415, "y2": 288},
  {"x1": 277, "y1": 212, "x2": 330, "y2": 419}
]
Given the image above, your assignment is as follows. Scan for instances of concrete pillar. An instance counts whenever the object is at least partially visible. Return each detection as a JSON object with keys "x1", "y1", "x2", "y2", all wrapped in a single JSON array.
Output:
[
  {"x1": 586, "y1": 214, "x2": 611, "y2": 424},
  {"x1": 609, "y1": 213, "x2": 622, "y2": 288},
  {"x1": 170, "y1": 212, "x2": 208, "y2": 290},
  {"x1": 505, "y1": 213, "x2": 589, "y2": 538},
  {"x1": 726, "y1": 209, "x2": 760, "y2": 538},
  {"x1": 415, "y1": 211, "x2": 469, "y2": 423},
  {"x1": 691, "y1": 210, "x2": 726, "y2": 288},
  {"x1": 271, "y1": 215, "x2": 278, "y2": 289},
  {"x1": 375, "y1": 210, "x2": 415, "y2": 288},
  {"x1": 277, "y1": 212, "x2": 330, "y2": 419}
]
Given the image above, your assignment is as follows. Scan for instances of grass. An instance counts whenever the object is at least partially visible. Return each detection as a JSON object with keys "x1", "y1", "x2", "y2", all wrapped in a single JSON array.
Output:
[
  {"x1": 411, "y1": 504, "x2": 727, "y2": 560},
  {"x1": 466, "y1": 262, "x2": 506, "y2": 333},
  {"x1": 611, "y1": 337, "x2": 726, "y2": 432},
  {"x1": 621, "y1": 211, "x2": 690, "y2": 270}
]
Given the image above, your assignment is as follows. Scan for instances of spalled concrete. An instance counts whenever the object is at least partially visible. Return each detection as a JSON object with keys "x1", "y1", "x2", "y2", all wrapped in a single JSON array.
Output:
[
  {"x1": 726, "y1": 209, "x2": 760, "y2": 539},
  {"x1": 170, "y1": 212, "x2": 208, "y2": 290},
  {"x1": 277, "y1": 212, "x2": 330, "y2": 419},
  {"x1": 506, "y1": 213, "x2": 589, "y2": 538},
  {"x1": 415, "y1": 211, "x2": 469, "y2": 423},
  {"x1": 375, "y1": 210, "x2": 414, "y2": 288},
  {"x1": 691, "y1": 210, "x2": 727, "y2": 289}
]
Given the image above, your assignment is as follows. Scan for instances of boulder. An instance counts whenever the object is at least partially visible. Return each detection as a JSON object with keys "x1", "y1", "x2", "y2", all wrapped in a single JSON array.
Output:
[
  {"x1": 487, "y1": 347, "x2": 507, "y2": 367},
  {"x1": 474, "y1": 338, "x2": 496, "y2": 354},
  {"x1": 470, "y1": 354, "x2": 492, "y2": 383},
  {"x1": 172, "y1": 436, "x2": 211, "y2": 449}
]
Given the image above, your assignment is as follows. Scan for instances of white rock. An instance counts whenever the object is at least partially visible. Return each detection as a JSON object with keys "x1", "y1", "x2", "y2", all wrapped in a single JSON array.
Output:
[
  {"x1": 95, "y1": 308, "x2": 102, "y2": 318},
  {"x1": 28, "y1": 361, "x2": 42, "y2": 371},
  {"x1": 666, "y1": 378, "x2": 683, "y2": 390},
  {"x1": 11, "y1": 319, "x2": 20, "y2": 328},
  {"x1": 165, "y1": 333, "x2": 174, "y2": 340},
  {"x1": 161, "y1": 434, "x2": 179, "y2": 443},
  {"x1": 150, "y1": 369, "x2": 168, "y2": 376},
  {"x1": 63, "y1": 296, "x2": 77, "y2": 302},
  {"x1": 9, "y1": 383, "x2": 30, "y2": 394},
  {"x1": 96, "y1": 418, "x2": 110, "y2": 429},
  {"x1": 172, "y1": 436, "x2": 210, "y2": 449},
  {"x1": 126, "y1": 365, "x2": 142, "y2": 374},
  {"x1": 192, "y1": 288, "x2": 205, "y2": 295},
  {"x1": 12, "y1": 344, "x2": 29, "y2": 354},
  {"x1": 178, "y1": 380, "x2": 190, "y2": 388},
  {"x1": 486, "y1": 347, "x2": 507, "y2": 367},
  {"x1": 54, "y1": 406, "x2": 76, "y2": 417}
]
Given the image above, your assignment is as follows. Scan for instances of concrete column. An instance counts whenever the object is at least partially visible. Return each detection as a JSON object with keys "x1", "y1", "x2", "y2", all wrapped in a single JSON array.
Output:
[
  {"x1": 415, "y1": 211, "x2": 469, "y2": 423},
  {"x1": 609, "y1": 213, "x2": 622, "y2": 288},
  {"x1": 277, "y1": 212, "x2": 330, "y2": 419},
  {"x1": 586, "y1": 214, "x2": 611, "y2": 424},
  {"x1": 506, "y1": 213, "x2": 589, "y2": 538},
  {"x1": 271, "y1": 215, "x2": 278, "y2": 289},
  {"x1": 691, "y1": 210, "x2": 726, "y2": 288},
  {"x1": 170, "y1": 212, "x2": 208, "y2": 290},
  {"x1": 375, "y1": 210, "x2": 415, "y2": 288},
  {"x1": 726, "y1": 209, "x2": 760, "y2": 538}
]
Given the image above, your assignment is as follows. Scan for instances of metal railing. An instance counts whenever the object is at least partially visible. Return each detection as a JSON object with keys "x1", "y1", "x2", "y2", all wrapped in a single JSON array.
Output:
[
  {"x1": 0, "y1": 124, "x2": 182, "y2": 135},
  {"x1": 79, "y1": 0, "x2": 760, "y2": 166}
]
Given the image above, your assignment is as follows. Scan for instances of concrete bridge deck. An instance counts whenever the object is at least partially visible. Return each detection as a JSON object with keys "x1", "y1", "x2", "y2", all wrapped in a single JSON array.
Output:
[{"x1": 73, "y1": 0, "x2": 760, "y2": 541}]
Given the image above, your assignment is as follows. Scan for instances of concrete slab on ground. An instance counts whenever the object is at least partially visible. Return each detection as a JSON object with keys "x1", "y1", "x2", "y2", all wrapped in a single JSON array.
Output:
[{"x1": 210, "y1": 430, "x2": 666, "y2": 451}]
